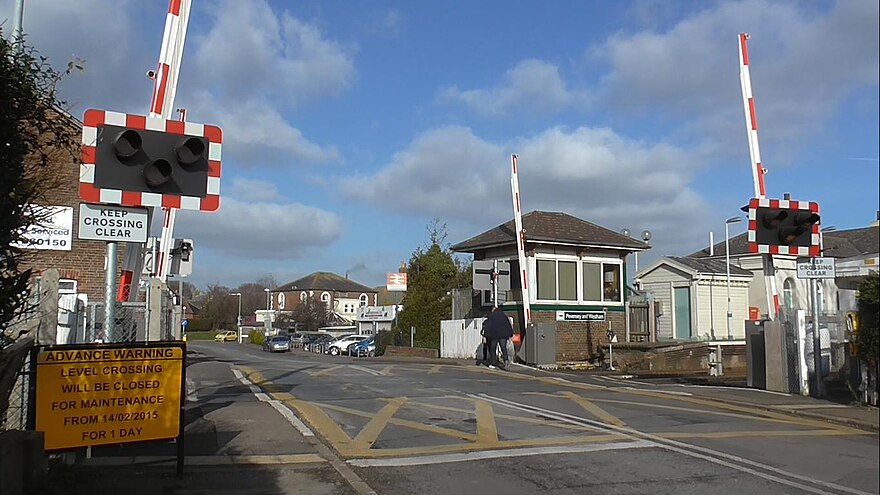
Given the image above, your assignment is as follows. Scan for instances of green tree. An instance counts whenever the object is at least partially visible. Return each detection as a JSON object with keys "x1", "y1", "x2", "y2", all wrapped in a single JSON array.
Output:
[
  {"x1": 394, "y1": 219, "x2": 466, "y2": 348},
  {"x1": 856, "y1": 272, "x2": 879, "y2": 367},
  {"x1": 284, "y1": 294, "x2": 333, "y2": 332},
  {"x1": 1, "y1": 32, "x2": 80, "y2": 334}
]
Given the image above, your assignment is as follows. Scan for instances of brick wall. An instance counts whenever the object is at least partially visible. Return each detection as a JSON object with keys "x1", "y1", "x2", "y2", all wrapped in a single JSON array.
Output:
[
  {"x1": 19, "y1": 119, "x2": 125, "y2": 303},
  {"x1": 504, "y1": 308, "x2": 624, "y2": 362}
]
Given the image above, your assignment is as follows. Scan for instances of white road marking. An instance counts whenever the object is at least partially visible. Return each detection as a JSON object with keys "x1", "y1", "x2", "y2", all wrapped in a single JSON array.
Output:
[
  {"x1": 347, "y1": 440, "x2": 654, "y2": 467},
  {"x1": 232, "y1": 368, "x2": 314, "y2": 437},
  {"x1": 186, "y1": 377, "x2": 198, "y2": 402},
  {"x1": 349, "y1": 365, "x2": 384, "y2": 376},
  {"x1": 476, "y1": 394, "x2": 871, "y2": 495}
]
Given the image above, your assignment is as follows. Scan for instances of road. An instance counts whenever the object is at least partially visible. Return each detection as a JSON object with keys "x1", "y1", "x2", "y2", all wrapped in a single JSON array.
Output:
[{"x1": 90, "y1": 341, "x2": 878, "y2": 495}]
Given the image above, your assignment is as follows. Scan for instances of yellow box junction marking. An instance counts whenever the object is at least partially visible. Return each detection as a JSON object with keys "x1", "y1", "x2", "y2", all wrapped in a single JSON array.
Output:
[
  {"x1": 558, "y1": 391, "x2": 627, "y2": 427},
  {"x1": 35, "y1": 345, "x2": 183, "y2": 451}
]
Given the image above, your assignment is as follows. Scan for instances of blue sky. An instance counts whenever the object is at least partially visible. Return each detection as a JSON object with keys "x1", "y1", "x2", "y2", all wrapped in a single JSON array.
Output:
[{"x1": 3, "y1": 0, "x2": 878, "y2": 289}]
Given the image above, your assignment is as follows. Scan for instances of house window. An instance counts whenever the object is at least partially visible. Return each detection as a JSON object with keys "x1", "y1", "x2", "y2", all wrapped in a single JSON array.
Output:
[
  {"x1": 321, "y1": 292, "x2": 331, "y2": 308},
  {"x1": 783, "y1": 278, "x2": 795, "y2": 310},
  {"x1": 582, "y1": 263, "x2": 601, "y2": 301},
  {"x1": 300, "y1": 291, "x2": 308, "y2": 303},
  {"x1": 559, "y1": 261, "x2": 577, "y2": 301},
  {"x1": 537, "y1": 259, "x2": 556, "y2": 300},
  {"x1": 603, "y1": 264, "x2": 621, "y2": 302},
  {"x1": 536, "y1": 256, "x2": 623, "y2": 304},
  {"x1": 277, "y1": 293, "x2": 285, "y2": 310},
  {"x1": 359, "y1": 294, "x2": 369, "y2": 307}
]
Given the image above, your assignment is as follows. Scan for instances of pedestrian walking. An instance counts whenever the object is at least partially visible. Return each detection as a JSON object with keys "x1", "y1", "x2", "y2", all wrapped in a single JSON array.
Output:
[{"x1": 486, "y1": 307, "x2": 513, "y2": 369}]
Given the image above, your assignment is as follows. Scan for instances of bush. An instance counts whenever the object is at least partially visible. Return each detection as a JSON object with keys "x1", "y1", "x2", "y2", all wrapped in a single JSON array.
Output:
[
  {"x1": 857, "y1": 272, "x2": 879, "y2": 366},
  {"x1": 249, "y1": 330, "x2": 265, "y2": 345}
]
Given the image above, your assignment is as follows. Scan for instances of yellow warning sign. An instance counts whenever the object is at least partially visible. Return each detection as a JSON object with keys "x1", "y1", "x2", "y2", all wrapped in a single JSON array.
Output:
[{"x1": 35, "y1": 344, "x2": 184, "y2": 451}]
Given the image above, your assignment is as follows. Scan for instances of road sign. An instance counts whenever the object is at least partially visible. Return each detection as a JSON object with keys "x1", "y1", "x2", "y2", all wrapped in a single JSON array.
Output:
[
  {"x1": 386, "y1": 272, "x2": 407, "y2": 291},
  {"x1": 473, "y1": 260, "x2": 511, "y2": 291},
  {"x1": 80, "y1": 109, "x2": 222, "y2": 211},
  {"x1": 78, "y1": 203, "x2": 149, "y2": 243},
  {"x1": 12, "y1": 205, "x2": 73, "y2": 251},
  {"x1": 556, "y1": 311, "x2": 606, "y2": 322},
  {"x1": 35, "y1": 343, "x2": 184, "y2": 451},
  {"x1": 182, "y1": 319, "x2": 188, "y2": 328},
  {"x1": 797, "y1": 257, "x2": 836, "y2": 279}
]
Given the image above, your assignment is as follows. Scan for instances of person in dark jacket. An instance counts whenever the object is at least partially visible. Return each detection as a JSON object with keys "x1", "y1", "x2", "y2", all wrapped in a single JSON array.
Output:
[{"x1": 486, "y1": 307, "x2": 513, "y2": 369}]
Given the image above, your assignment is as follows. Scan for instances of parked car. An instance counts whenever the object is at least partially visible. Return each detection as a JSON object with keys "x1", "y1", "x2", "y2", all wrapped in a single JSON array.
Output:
[
  {"x1": 309, "y1": 335, "x2": 334, "y2": 353},
  {"x1": 349, "y1": 336, "x2": 376, "y2": 357},
  {"x1": 327, "y1": 334, "x2": 369, "y2": 356},
  {"x1": 214, "y1": 330, "x2": 237, "y2": 342},
  {"x1": 262, "y1": 335, "x2": 291, "y2": 353}
]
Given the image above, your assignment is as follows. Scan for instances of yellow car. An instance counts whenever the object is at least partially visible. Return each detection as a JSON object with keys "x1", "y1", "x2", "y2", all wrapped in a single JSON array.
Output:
[{"x1": 214, "y1": 330, "x2": 238, "y2": 342}]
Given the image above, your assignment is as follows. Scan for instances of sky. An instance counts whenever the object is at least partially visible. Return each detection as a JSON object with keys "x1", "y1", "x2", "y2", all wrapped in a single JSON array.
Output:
[{"x1": 3, "y1": 0, "x2": 878, "y2": 290}]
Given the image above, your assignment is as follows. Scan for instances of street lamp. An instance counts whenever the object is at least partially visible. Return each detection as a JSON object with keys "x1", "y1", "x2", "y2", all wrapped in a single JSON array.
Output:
[
  {"x1": 725, "y1": 216, "x2": 743, "y2": 340},
  {"x1": 264, "y1": 288, "x2": 272, "y2": 334},
  {"x1": 230, "y1": 292, "x2": 242, "y2": 343}
]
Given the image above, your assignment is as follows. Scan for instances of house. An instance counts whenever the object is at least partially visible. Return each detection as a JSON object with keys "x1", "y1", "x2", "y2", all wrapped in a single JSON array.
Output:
[
  {"x1": 634, "y1": 257, "x2": 753, "y2": 340},
  {"x1": 688, "y1": 218, "x2": 878, "y2": 321},
  {"x1": 268, "y1": 272, "x2": 378, "y2": 324},
  {"x1": 635, "y1": 214, "x2": 879, "y2": 342},
  {"x1": 451, "y1": 210, "x2": 649, "y2": 362}
]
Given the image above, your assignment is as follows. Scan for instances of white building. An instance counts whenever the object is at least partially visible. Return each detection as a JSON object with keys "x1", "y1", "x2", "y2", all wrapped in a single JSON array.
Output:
[{"x1": 636, "y1": 257, "x2": 752, "y2": 340}]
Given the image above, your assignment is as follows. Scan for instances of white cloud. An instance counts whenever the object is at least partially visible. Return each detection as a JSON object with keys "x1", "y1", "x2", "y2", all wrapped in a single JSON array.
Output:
[
  {"x1": 175, "y1": 198, "x2": 342, "y2": 260},
  {"x1": 439, "y1": 59, "x2": 590, "y2": 117},
  {"x1": 225, "y1": 177, "x2": 281, "y2": 202},
  {"x1": 596, "y1": 0, "x2": 879, "y2": 150},
  {"x1": 189, "y1": 0, "x2": 356, "y2": 109},
  {"x1": 189, "y1": 95, "x2": 341, "y2": 165},
  {"x1": 340, "y1": 125, "x2": 710, "y2": 256}
]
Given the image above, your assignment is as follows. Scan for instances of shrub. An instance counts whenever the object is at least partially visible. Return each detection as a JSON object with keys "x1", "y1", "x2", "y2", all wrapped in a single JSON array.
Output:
[
  {"x1": 249, "y1": 330, "x2": 265, "y2": 345},
  {"x1": 857, "y1": 272, "x2": 879, "y2": 367}
]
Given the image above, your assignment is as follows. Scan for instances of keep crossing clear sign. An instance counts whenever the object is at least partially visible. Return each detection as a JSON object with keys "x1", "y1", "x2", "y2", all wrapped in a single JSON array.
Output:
[{"x1": 797, "y1": 257, "x2": 836, "y2": 279}]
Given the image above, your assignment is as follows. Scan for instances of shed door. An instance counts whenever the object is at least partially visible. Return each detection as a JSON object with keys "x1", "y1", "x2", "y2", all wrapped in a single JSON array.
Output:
[{"x1": 673, "y1": 287, "x2": 692, "y2": 340}]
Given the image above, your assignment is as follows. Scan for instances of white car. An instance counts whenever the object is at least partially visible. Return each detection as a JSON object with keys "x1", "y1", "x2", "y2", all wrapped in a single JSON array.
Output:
[{"x1": 326, "y1": 334, "x2": 369, "y2": 356}]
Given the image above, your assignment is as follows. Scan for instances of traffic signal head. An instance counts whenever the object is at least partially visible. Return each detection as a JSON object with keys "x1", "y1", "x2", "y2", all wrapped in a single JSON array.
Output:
[
  {"x1": 748, "y1": 198, "x2": 820, "y2": 256},
  {"x1": 95, "y1": 124, "x2": 209, "y2": 197},
  {"x1": 81, "y1": 109, "x2": 222, "y2": 211}
]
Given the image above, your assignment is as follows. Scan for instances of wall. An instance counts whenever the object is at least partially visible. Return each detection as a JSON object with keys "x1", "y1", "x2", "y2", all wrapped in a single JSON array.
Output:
[
  {"x1": 527, "y1": 309, "x2": 625, "y2": 362},
  {"x1": 695, "y1": 277, "x2": 750, "y2": 340}
]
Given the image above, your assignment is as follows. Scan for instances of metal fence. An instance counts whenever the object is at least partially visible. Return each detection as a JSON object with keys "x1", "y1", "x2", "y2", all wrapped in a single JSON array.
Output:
[{"x1": 1, "y1": 275, "x2": 180, "y2": 433}]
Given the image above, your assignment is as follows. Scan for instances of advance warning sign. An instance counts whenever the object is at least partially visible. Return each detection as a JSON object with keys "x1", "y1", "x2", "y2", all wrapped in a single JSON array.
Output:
[{"x1": 35, "y1": 343, "x2": 184, "y2": 451}]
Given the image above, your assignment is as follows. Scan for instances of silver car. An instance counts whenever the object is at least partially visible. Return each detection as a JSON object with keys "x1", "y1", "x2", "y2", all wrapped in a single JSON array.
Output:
[
  {"x1": 262, "y1": 335, "x2": 291, "y2": 353},
  {"x1": 326, "y1": 334, "x2": 369, "y2": 356}
]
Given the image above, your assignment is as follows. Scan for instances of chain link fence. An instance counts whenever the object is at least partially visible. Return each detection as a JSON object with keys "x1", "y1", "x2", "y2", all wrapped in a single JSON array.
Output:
[{"x1": 1, "y1": 275, "x2": 180, "y2": 433}]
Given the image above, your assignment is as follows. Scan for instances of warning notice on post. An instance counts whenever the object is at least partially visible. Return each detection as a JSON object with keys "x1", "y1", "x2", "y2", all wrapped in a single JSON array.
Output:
[{"x1": 35, "y1": 344, "x2": 183, "y2": 451}]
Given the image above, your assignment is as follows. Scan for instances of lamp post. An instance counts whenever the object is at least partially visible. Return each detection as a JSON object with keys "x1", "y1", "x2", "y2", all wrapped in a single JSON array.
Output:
[
  {"x1": 725, "y1": 216, "x2": 743, "y2": 340},
  {"x1": 231, "y1": 292, "x2": 242, "y2": 343},
  {"x1": 264, "y1": 288, "x2": 272, "y2": 334}
]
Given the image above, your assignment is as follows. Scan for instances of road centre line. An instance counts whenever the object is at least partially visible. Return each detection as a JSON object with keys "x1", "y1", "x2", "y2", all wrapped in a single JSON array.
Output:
[
  {"x1": 347, "y1": 440, "x2": 654, "y2": 467},
  {"x1": 522, "y1": 391, "x2": 831, "y2": 427},
  {"x1": 476, "y1": 393, "x2": 872, "y2": 495}
]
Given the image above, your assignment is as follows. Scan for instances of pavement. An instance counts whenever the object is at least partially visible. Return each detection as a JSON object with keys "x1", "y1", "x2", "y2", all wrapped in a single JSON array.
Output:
[{"x1": 51, "y1": 350, "x2": 877, "y2": 495}]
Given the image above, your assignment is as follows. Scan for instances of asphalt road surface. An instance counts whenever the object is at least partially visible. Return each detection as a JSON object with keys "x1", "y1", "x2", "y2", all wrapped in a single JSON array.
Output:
[{"x1": 179, "y1": 341, "x2": 878, "y2": 495}]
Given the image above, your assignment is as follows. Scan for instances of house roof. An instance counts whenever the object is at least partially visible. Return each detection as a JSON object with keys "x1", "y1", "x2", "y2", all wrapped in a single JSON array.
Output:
[
  {"x1": 451, "y1": 210, "x2": 649, "y2": 253},
  {"x1": 273, "y1": 272, "x2": 376, "y2": 293},
  {"x1": 667, "y1": 256, "x2": 753, "y2": 276},
  {"x1": 689, "y1": 225, "x2": 879, "y2": 259},
  {"x1": 637, "y1": 256, "x2": 753, "y2": 280}
]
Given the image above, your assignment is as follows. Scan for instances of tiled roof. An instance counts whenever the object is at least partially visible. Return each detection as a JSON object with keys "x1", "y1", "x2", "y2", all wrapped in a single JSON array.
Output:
[
  {"x1": 274, "y1": 272, "x2": 376, "y2": 293},
  {"x1": 689, "y1": 225, "x2": 878, "y2": 259},
  {"x1": 451, "y1": 210, "x2": 649, "y2": 252},
  {"x1": 667, "y1": 256, "x2": 752, "y2": 276}
]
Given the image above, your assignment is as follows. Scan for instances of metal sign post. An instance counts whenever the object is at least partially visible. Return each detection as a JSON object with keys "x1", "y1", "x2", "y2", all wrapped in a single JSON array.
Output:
[{"x1": 797, "y1": 257, "x2": 835, "y2": 398}]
